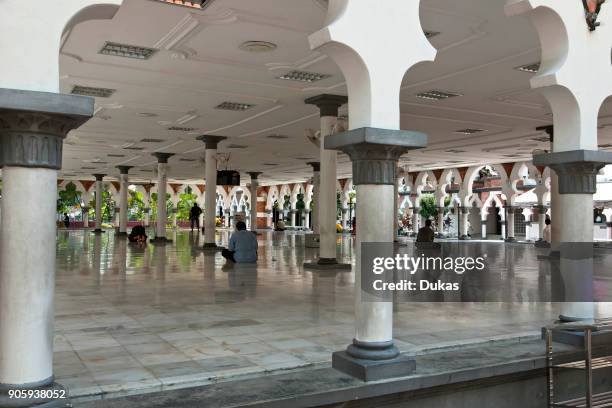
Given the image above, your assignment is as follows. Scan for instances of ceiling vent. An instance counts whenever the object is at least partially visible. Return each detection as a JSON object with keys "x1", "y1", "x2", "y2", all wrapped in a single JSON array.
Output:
[
  {"x1": 266, "y1": 135, "x2": 289, "y2": 140},
  {"x1": 277, "y1": 70, "x2": 331, "y2": 83},
  {"x1": 139, "y1": 112, "x2": 158, "y2": 118},
  {"x1": 99, "y1": 41, "x2": 157, "y2": 60},
  {"x1": 455, "y1": 128, "x2": 487, "y2": 135},
  {"x1": 179, "y1": 158, "x2": 197, "y2": 162},
  {"x1": 215, "y1": 102, "x2": 254, "y2": 111},
  {"x1": 515, "y1": 62, "x2": 541, "y2": 73},
  {"x1": 445, "y1": 149, "x2": 466, "y2": 154},
  {"x1": 81, "y1": 167, "x2": 97, "y2": 170},
  {"x1": 167, "y1": 126, "x2": 197, "y2": 132},
  {"x1": 71, "y1": 85, "x2": 116, "y2": 98},
  {"x1": 263, "y1": 163, "x2": 279, "y2": 166},
  {"x1": 227, "y1": 144, "x2": 248, "y2": 149},
  {"x1": 416, "y1": 90, "x2": 463, "y2": 101},
  {"x1": 123, "y1": 146, "x2": 145, "y2": 151},
  {"x1": 295, "y1": 156, "x2": 314, "y2": 160},
  {"x1": 107, "y1": 154, "x2": 126, "y2": 158},
  {"x1": 140, "y1": 138, "x2": 164, "y2": 143},
  {"x1": 149, "y1": 0, "x2": 214, "y2": 9}
]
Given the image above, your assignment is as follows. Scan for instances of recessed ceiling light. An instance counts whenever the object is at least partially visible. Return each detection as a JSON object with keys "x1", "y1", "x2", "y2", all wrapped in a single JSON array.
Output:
[
  {"x1": 445, "y1": 149, "x2": 466, "y2": 153},
  {"x1": 266, "y1": 135, "x2": 289, "y2": 140},
  {"x1": 99, "y1": 42, "x2": 157, "y2": 60},
  {"x1": 179, "y1": 158, "x2": 197, "y2": 162},
  {"x1": 455, "y1": 128, "x2": 487, "y2": 135},
  {"x1": 263, "y1": 163, "x2": 278, "y2": 166},
  {"x1": 515, "y1": 62, "x2": 541, "y2": 73},
  {"x1": 123, "y1": 146, "x2": 145, "y2": 151},
  {"x1": 81, "y1": 167, "x2": 97, "y2": 170},
  {"x1": 148, "y1": 0, "x2": 214, "y2": 9},
  {"x1": 239, "y1": 41, "x2": 277, "y2": 53},
  {"x1": 227, "y1": 144, "x2": 248, "y2": 149},
  {"x1": 71, "y1": 85, "x2": 116, "y2": 98},
  {"x1": 295, "y1": 157, "x2": 314, "y2": 160},
  {"x1": 139, "y1": 112, "x2": 158, "y2": 118},
  {"x1": 140, "y1": 138, "x2": 164, "y2": 143},
  {"x1": 215, "y1": 102, "x2": 254, "y2": 111},
  {"x1": 277, "y1": 70, "x2": 331, "y2": 83},
  {"x1": 167, "y1": 126, "x2": 197, "y2": 132},
  {"x1": 107, "y1": 154, "x2": 126, "y2": 158},
  {"x1": 416, "y1": 90, "x2": 463, "y2": 101}
]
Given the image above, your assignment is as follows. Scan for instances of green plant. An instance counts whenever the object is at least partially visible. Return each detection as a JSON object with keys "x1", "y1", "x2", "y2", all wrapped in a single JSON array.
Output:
[
  {"x1": 176, "y1": 187, "x2": 198, "y2": 221},
  {"x1": 57, "y1": 182, "x2": 82, "y2": 216},
  {"x1": 419, "y1": 194, "x2": 438, "y2": 219},
  {"x1": 88, "y1": 186, "x2": 116, "y2": 222},
  {"x1": 128, "y1": 190, "x2": 145, "y2": 221},
  {"x1": 150, "y1": 192, "x2": 173, "y2": 222}
]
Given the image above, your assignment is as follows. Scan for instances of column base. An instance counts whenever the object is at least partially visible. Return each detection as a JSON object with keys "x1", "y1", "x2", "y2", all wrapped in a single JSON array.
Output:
[
  {"x1": 91, "y1": 229, "x2": 106, "y2": 234},
  {"x1": 534, "y1": 239, "x2": 550, "y2": 248},
  {"x1": 0, "y1": 381, "x2": 70, "y2": 408},
  {"x1": 504, "y1": 237, "x2": 516, "y2": 242},
  {"x1": 202, "y1": 243, "x2": 223, "y2": 251},
  {"x1": 150, "y1": 237, "x2": 172, "y2": 244},
  {"x1": 303, "y1": 258, "x2": 352, "y2": 271},
  {"x1": 332, "y1": 341, "x2": 416, "y2": 381}
]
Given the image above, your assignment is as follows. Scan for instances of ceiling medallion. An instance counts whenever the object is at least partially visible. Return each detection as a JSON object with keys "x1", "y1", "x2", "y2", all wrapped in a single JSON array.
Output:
[{"x1": 583, "y1": 0, "x2": 606, "y2": 31}]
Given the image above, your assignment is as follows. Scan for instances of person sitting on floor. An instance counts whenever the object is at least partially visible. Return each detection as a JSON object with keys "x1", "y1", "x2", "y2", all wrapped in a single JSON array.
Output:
[
  {"x1": 416, "y1": 219, "x2": 435, "y2": 243},
  {"x1": 128, "y1": 225, "x2": 147, "y2": 247},
  {"x1": 222, "y1": 221, "x2": 258, "y2": 263}
]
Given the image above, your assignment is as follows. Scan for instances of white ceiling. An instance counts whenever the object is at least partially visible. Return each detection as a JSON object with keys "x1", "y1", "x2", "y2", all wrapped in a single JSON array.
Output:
[{"x1": 59, "y1": 0, "x2": 612, "y2": 185}]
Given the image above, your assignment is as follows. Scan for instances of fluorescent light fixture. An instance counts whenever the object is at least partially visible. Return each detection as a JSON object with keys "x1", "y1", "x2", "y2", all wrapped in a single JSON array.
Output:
[
  {"x1": 71, "y1": 85, "x2": 116, "y2": 98},
  {"x1": 123, "y1": 146, "x2": 145, "y2": 151},
  {"x1": 167, "y1": 126, "x2": 197, "y2": 132},
  {"x1": 266, "y1": 135, "x2": 289, "y2": 140},
  {"x1": 140, "y1": 138, "x2": 165, "y2": 143},
  {"x1": 149, "y1": 0, "x2": 214, "y2": 10},
  {"x1": 416, "y1": 90, "x2": 463, "y2": 101},
  {"x1": 277, "y1": 70, "x2": 331, "y2": 83},
  {"x1": 215, "y1": 102, "x2": 254, "y2": 111},
  {"x1": 515, "y1": 62, "x2": 541, "y2": 73},
  {"x1": 455, "y1": 128, "x2": 487, "y2": 135},
  {"x1": 99, "y1": 42, "x2": 157, "y2": 60}
]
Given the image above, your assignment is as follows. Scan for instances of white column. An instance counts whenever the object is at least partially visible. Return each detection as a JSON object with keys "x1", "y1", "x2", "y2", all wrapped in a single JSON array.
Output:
[
  {"x1": 537, "y1": 205, "x2": 547, "y2": 241},
  {"x1": 305, "y1": 95, "x2": 347, "y2": 264},
  {"x1": 459, "y1": 207, "x2": 470, "y2": 239},
  {"x1": 481, "y1": 218, "x2": 487, "y2": 239},
  {"x1": 82, "y1": 202, "x2": 90, "y2": 229},
  {"x1": 505, "y1": 207, "x2": 516, "y2": 242},
  {"x1": 93, "y1": 174, "x2": 105, "y2": 233},
  {"x1": 151, "y1": 153, "x2": 173, "y2": 243},
  {"x1": 143, "y1": 189, "x2": 151, "y2": 228},
  {"x1": 437, "y1": 208, "x2": 445, "y2": 236},
  {"x1": 198, "y1": 136, "x2": 226, "y2": 248},
  {"x1": 116, "y1": 166, "x2": 132, "y2": 236},
  {"x1": 412, "y1": 208, "x2": 420, "y2": 235},
  {"x1": 308, "y1": 162, "x2": 320, "y2": 233},
  {"x1": 0, "y1": 90, "x2": 93, "y2": 401},
  {"x1": 248, "y1": 172, "x2": 261, "y2": 232}
]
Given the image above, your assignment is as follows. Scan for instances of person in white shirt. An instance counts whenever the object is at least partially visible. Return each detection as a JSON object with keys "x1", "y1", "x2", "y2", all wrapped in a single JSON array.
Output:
[{"x1": 543, "y1": 218, "x2": 552, "y2": 243}]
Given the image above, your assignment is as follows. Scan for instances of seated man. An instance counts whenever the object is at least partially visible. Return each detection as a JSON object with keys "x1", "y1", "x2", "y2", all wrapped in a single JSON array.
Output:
[
  {"x1": 222, "y1": 221, "x2": 258, "y2": 263},
  {"x1": 416, "y1": 219, "x2": 435, "y2": 243},
  {"x1": 128, "y1": 225, "x2": 147, "y2": 247}
]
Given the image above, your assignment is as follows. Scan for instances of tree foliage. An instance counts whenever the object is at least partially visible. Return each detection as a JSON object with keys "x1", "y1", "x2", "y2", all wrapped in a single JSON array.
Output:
[
  {"x1": 57, "y1": 182, "x2": 82, "y2": 215},
  {"x1": 176, "y1": 186, "x2": 198, "y2": 221},
  {"x1": 151, "y1": 192, "x2": 173, "y2": 221}
]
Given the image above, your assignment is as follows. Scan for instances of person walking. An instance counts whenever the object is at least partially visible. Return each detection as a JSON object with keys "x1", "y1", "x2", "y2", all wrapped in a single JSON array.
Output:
[{"x1": 190, "y1": 203, "x2": 203, "y2": 232}]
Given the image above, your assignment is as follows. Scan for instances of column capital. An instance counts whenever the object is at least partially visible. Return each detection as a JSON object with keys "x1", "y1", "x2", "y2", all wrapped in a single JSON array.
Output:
[
  {"x1": 534, "y1": 150, "x2": 612, "y2": 194},
  {"x1": 152, "y1": 152, "x2": 174, "y2": 163},
  {"x1": 247, "y1": 171, "x2": 263, "y2": 180},
  {"x1": 324, "y1": 127, "x2": 426, "y2": 185},
  {"x1": 196, "y1": 135, "x2": 227, "y2": 149},
  {"x1": 93, "y1": 174, "x2": 106, "y2": 181},
  {"x1": 0, "y1": 88, "x2": 94, "y2": 169},
  {"x1": 304, "y1": 94, "x2": 348, "y2": 117},
  {"x1": 116, "y1": 165, "x2": 133, "y2": 175},
  {"x1": 307, "y1": 161, "x2": 321, "y2": 172}
]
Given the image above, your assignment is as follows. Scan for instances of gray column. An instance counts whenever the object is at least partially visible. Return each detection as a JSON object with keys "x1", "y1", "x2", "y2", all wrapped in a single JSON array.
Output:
[
  {"x1": 247, "y1": 172, "x2": 262, "y2": 232},
  {"x1": 307, "y1": 162, "x2": 320, "y2": 233},
  {"x1": 92, "y1": 174, "x2": 106, "y2": 233},
  {"x1": 197, "y1": 135, "x2": 226, "y2": 249},
  {"x1": 305, "y1": 94, "x2": 348, "y2": 266},
  {"x1": 150, "y1": 153, "x2": 174, "y2": 244},
  {"x1": 534, "y1": 150, "x2": 612, "y2": 321},
  {"x1": 116, "y1": 165, "x2": 133, "y2": 236},
  {"x1": 325, "y1": 127, "x2": 426, "y2": 380},
  {"x1": 0, "y1": 89, "x2": 93, "y2": 407}
]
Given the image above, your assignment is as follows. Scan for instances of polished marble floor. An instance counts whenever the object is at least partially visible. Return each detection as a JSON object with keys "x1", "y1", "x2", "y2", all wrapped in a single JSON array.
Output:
[{"x1": 52, "y1": 229, "x2": 612, "y2": 401}]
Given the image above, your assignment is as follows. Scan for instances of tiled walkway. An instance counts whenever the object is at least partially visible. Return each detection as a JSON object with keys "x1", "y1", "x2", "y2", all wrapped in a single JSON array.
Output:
[{"x1": 53, "y1": 230, "x2": 611, "y2": 402}]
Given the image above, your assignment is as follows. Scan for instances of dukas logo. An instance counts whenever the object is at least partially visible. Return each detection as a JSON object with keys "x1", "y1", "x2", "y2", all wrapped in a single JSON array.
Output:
[{"x1": 583, "y1": 0, "x2": 606, "y2": 31}]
